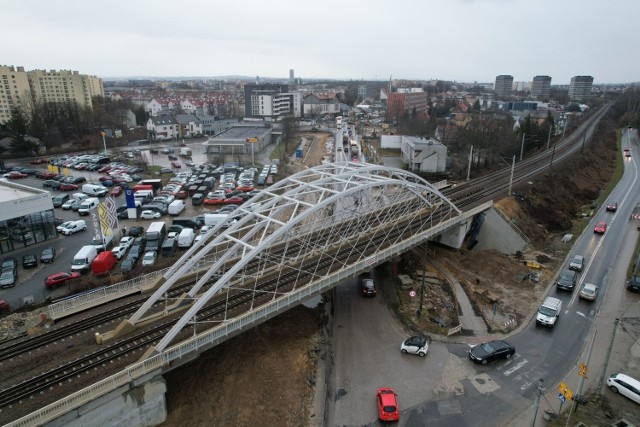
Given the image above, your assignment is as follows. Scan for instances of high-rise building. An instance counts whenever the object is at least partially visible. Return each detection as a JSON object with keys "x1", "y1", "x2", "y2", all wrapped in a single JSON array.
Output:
[
  {"x1": 244, "y1": 84, "x2": 301, "y2": 119},
  {"x1": 0, "y1": 65, "x2": 104, "y2": 124},
  {"x1": 494, "y1": 75, "x2": 514, "y2": 98},
  {"x1": 568, "y1": 76, "x2": 594, "y2": 101},
  {"x1": 531, "y1": 76, "x2": 552, "y2": 99},
  {"x1": 0, "y1": 65, "x2": 31, "y2": 124},
  {"x1": 289, "y1": 69, "x2": 294, "y2": 84}
]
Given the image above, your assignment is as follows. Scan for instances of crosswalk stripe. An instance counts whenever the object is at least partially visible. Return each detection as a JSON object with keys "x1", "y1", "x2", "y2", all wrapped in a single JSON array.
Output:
[{"x1": 503, "y1": 360, "x2": 528, "y2": 376}]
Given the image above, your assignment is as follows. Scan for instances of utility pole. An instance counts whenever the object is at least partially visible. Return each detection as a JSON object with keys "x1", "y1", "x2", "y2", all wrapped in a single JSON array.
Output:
[
  {"x1": 508, "y1": 155, "x2": 515, "y2": 196},
  {"x1": 581, "y1": 132, "x2": 587, "y2": 153},
  {"x1": 520, "y1": 133, "x2": 525, "y2": 161},
  {"x1": 466, "y1": 145, "x2": 473, "y2": 181},
  {"x1": 546, "y1": 124, "x2": 552, "y2": 149},
  {"x1": 530, "y1": 378, "x2": 544, "y2": 426}
]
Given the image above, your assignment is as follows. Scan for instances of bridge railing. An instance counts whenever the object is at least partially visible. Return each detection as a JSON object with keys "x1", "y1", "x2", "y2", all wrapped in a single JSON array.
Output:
[
  {"x1": 47, "y1": 252, "x2": 223, "y2": 320},
  {"x1": 11, "y1": 203, "x2": 492, "y2": 427}
]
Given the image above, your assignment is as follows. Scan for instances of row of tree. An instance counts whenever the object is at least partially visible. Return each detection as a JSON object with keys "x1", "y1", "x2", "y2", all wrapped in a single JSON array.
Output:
[{"x1": 0, "y1": 97, "x2": 149, "y2": 157}]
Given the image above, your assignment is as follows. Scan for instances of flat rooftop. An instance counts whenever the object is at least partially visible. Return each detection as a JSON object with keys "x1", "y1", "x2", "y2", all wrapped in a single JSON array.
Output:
[
  {"x1": 0, "y1": 179, "x2": 47, "y2": 200},
  {"x1": 211, "y1": 125, "x2": 269, "y2": 141}
]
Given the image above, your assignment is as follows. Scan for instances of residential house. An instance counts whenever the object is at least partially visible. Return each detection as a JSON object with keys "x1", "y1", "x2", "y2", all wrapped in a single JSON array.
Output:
[
  {"x1": 302, "y1": 93, "x2": 340, "y2": 118},
  {"x1": 147, "y1": 114, "x2": 178, "y2": 141},
  {"x1": 175, "y1": 114, "x2": 203, "y2": 139}
]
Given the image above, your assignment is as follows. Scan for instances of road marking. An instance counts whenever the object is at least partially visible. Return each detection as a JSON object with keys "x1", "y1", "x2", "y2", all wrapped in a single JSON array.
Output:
[{"x1": 503, "y1": 359, "x2": 528, "y2": 376}]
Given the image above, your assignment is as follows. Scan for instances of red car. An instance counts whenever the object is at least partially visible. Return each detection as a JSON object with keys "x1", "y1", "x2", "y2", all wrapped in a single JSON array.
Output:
[
  {"x1": 30, "y1": 158, "x2": 48, "y2": 164},
  {"x1": 110, "y1": 186, "x2": 123, "y2": 196},
  {"x1": 376, "y1": 388, "x2": 399, "y2": 421},
  {"x1": 175, "y1": 190, "x2": 188, "y2": 199},
  {"x1": 171, "y1": 162, "x2": 181, "y2": 168},
  {"x1": 204, "y1": 196, "x2": 225, "y2": 205},
  {"x1": 60, "y1": 183, "x2": 78, "y2": 191},
  {"x1": 4, "y1": 171, "x2": 28, "y2": 179},
  {"x1": 594, "y1": 221, "x2": 607, "y2": 234},
  {"x1": 44, "y1": 272, "x2": 81, "y2": 290},
  {"x1": 236, "y1": 185, "x2": 255, "y2": 192},
  {"x1": 224, "y1": 196, "x2": 244, "y2": 205}
]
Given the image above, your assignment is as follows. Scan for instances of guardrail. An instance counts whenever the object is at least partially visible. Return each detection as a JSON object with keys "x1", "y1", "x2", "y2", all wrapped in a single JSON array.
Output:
[{"x1": 47, "y1": 252, "x2": 222, "y2": 320}]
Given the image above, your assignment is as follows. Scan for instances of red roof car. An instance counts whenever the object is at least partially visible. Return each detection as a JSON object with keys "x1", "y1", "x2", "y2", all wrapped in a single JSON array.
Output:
[
  {"x1": 594, "y1": 221, "x2": 607, "y2": 234},
  {"x1": 44, "y1": 272, "x2": 81, "y2": 290},
  {"x1": 110, "y1": 186, "x2": 123, "y2": 196},
  {"x1": 60, "y1": 183, "x2": 78, "y2": 191},
  {"x1": 376, "y1": 387, "x2": 399, "y2": 422}
]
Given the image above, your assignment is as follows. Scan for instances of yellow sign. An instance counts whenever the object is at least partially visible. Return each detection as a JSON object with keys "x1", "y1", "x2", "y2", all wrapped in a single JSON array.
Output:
[
  {"x1": 97, "y1": 203, "x2": 112, "y2": 237},
  {"x1": 578, "y1": 363, "x2": 589, "y2": 378},
  {"x1": 559, "y1": 382, "x2": 573, "y2": 400},
  {"x1": 245, "y1": 137, "x2": 258, "y2": 143}
]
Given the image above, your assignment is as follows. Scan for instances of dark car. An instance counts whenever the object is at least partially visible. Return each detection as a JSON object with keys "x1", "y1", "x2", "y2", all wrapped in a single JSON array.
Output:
[
  {"x1": 71, "y1": 176, "x2": 87, "y2": 184},
  {"x1": 469, "y1": 340, "x2": 515, "y2": 365},
  {"x1": 168, "y1": 154, "x2": 179, "y2": 161},
  {"x1": 556, "y1": 269, "x2": 577, "y2": 291},
  {"x1": 128, "y1": 226, "x2": 145, "y2": 237},
  {"x1": 361, "y1": 278, "x2": 377, "y2": 296},
  {"x1": 40, "y1": 246, "x2": 56, "y2": 263},
  {"x1": 131, "y1": 236, "x2": 147, "y2": 252},
  {"x1": 120, "y1": 257, "x2": 137, "y2": 273},
  {"x1": 606, "y1": 202, "x2": 618, "y2": 212},
  {"x1": 22, "y1": 254, "x2": 38, "y2": 269},
  {"x1": 128, "y1": 245, "x2": 144, "y2": 261},
  {"x1": 52, "y1": 194, "x2": 70, "y2": 207},
  {"x1": 168, "y1": 224, "x2": 184, "y2": 235},
  {"x1": 192, "y1": 193, "x2": 204, "y2": 205}
]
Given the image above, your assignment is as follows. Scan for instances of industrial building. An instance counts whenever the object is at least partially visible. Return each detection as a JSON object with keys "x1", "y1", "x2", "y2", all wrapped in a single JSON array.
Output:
[
  {"x1": 205, "y1": 123, "x2": 274, "y2": 166},
  {"x1": 0, "y1": 180, "x2": 57, "y2": 254}
]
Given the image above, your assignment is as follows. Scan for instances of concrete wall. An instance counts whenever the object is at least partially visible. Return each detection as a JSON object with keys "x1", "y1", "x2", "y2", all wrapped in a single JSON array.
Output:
[
  {"x1": 46, "y1": 374, "x2": 167, "y2": 427},
  {"x1": 472, "y1": 207, "x2": 528, "y2": 254}
]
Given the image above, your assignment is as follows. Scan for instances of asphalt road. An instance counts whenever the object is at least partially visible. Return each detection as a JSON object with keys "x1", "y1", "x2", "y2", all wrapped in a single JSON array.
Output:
[{"x1": 325, "y1": 128, "x2": 640, "y2": 426}]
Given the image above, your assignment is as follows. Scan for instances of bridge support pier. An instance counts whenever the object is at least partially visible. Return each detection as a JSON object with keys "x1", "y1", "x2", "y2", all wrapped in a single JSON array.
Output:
[{"x1": 95, "y1": 319, "x2": 136, "y2": 344}]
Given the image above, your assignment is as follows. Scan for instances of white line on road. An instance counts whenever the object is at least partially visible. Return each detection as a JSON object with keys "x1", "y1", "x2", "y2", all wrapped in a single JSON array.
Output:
[{"x1": 503, "y1": 359, "x2": 528, "y2": 376}]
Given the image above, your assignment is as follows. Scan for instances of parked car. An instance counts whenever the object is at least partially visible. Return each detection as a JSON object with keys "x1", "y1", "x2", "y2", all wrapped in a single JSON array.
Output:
[
  {"x1": 128, "y1": 226, "x2": 145, "y2": 237},
  {"x1": 44, "y1": 271, "x2": 81, "y2": 290},
  {"x1": 40, "y1": 246, "x2": 56, "y2": 263},
  {"x1": 400, "y1": 336, "x2": 429, "y2": 357},
  {"x1": 141, "y1": 251, "x2": 157, "y2": 266},
  {"x1": 22, "y1": 254, "x2": 38, "y2": 269},
  {"x1": 376, "y1": 388, "x2": 400, "y2": 422},
  {"x1": 3, "y1": 171, "x2": 28, "y2": 179},
  {"x1": 111, "y1": 246, "x2": 127, "y2": 260},
  {"x1": 0, "y1": 270, "x2": 16, "y2": 288},
  {"x1": 594, "y1": 221, "x2": 607, "y2": 234},
  {"x1": 62, "y1": 199, "x2": 82, "y2": 210},
  {"x1": 60, "y1": 183, "x2": 79, "y2": 191},
  {"x1": 579, "y1": 283, "x2": 599, "y2": 301},
  {"x1": 1, "y1": 257, "x2": 17, "y2": 275},
  {"x1": 120, "y1": 257, "x2": 137, "y2": 273},
  {"x1": 110, "y1": 186, "x2": 123, "y2": 196},
  {"x1": 61, "y1": 220, "x2": 87, "y2": 236},
  {"x1": 469, "y1": 340, "x2": 515, "y2": 365},
  {"x1": 607, "y1": 373, "x2": 640, "y2": 404},
  {"x1": 140, "y1": 210, "x2": 161, "y2": 219}
]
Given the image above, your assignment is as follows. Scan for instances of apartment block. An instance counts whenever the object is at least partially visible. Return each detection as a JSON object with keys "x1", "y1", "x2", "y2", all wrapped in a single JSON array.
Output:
[
  {"x1": 531, "y1": 75, "x2": 552, "y2": 99},
  {"x1": 0, "y1": 65, "x2": 104, "y2": 124},
  {"x1": 244, "y1": 84, "x2": 301, "y2": 119},
  {"x1": 494, "y1": 75, "x2": 514, "y2": 98},
  {"x1": 568, "y1": 76, "x2": 594, "y2": 101}
]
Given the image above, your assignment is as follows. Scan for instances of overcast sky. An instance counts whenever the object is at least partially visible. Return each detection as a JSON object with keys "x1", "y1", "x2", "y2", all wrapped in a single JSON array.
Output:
[{"x1": 2, "y1": 0, "x2": 637, "y2": 85}]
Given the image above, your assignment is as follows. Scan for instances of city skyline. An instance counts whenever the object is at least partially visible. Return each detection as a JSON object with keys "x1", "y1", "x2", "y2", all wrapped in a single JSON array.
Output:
[{"x1": 2, "y1": 0, "x2": 638, "y2": 85}]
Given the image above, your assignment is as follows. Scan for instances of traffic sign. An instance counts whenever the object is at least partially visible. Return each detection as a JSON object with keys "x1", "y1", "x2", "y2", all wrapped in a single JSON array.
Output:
[
  {"x1": 409, "y1": 290, "x2": 417, "y2": 297},
  {"x1": 559, "y1": 382, "x2": 573, "y2": 401},
  {"x1": 578, "y1": 363, "x2": 589, "y2": 378},
  {"x1": 557, "y1": 392, "x2": 566, "y2": 403}
]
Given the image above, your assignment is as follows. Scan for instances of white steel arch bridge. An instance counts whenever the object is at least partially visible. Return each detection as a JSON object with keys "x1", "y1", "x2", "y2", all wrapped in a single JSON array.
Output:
[{"x1": 98, "y1": 162, "x2": 491, "y2": 358}]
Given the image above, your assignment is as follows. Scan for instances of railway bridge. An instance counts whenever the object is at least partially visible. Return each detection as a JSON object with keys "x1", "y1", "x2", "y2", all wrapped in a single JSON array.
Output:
[{"x1": 11, "y1": 162, "x2": 492, "y2": 427}]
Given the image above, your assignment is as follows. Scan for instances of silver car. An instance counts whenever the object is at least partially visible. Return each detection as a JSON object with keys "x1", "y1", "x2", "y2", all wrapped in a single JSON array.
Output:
[{"x1": 0, "y1": 269, "x2": 16, "y2": 288}]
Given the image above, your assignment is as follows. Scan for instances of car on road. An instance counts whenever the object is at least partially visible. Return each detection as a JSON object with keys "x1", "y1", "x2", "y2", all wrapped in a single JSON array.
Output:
[
  {"x1": 40, "y1": 246, "x2": 56, "y2": 263},
  {"x1": 569, "y1": 255, "x2": 584, "y2": 272},
  {"x1": 606, "y1": 202, "x2": 618, "y2": 212},
  {"x1": 579, "y1": 283, "x2": 598, "y2": 301},
  {"x1": 44, "y1": 271, "x2": 81, "y2": 289},
  {"x1": 141, "y1": 210, "x2": 161, "y2": 219},
  {"x1": 22, "y1": 254, "x2": 38, "y2": 269},
  {"x1": 594, "y1": 221, "x2": 607, "y2": 234},
  {"x1": 606, "y1": 373, "x2": 640, "y2": 404},
  {"x1": 400, "y1": 336, "x2": 429, "y2": 357},
  {"x1": 376, "y1": 387, "x2": 400, "y2": 422},
  {"x1": 469, "y1": 339, "x2": 515, "y2": 365},
  {"x1": 171, "y1": 161, "x2": 181, "y2": 168},
  {"x1": 361, "y1": 278, "x2": 377, "y2": 296},
  {"x1": 624, "y1": 148, "x2": 632, "y2": 158},
  {"x1": 141, "y1": 251, "x2": 157, "y2": 266},
  {"x1": 556, "y1": 269, "x2": 577, "y2": 291}
]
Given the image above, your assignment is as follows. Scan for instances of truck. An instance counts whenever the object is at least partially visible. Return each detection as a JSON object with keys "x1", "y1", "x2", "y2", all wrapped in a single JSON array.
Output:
[
  {"x1": 71, "y1": 245, "x2": 98, "y2": 273},
  {"x1": 179, "y1": 147, "x2": 192, "y2": 157},
  {"x1": 146, "y1": 221, "x2": 167, "y2": 253},
  {"x1": 92, "y1": 251, "x2": 118, "y2": 276},
  {"x1": 138, "y1": 179, "x2": 163, "y2": 193},
  {"x1": 133, "y1": 184, "x2": 155, "y2": 195}
]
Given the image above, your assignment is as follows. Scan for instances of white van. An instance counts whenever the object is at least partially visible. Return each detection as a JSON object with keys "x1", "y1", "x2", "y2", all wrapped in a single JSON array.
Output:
[
  {"x1": 78, "y1": 197, "x2": 99, "y2": 216},
  {"x1": 536, "y1": 296, "x2": 562, "y2": 327},
  {"x1": 204, "y1": 213, "x2": 237, "y2": 228},
  {"x1": 177, "y1": 228, "x2": 195, "y2": 248},
  {"x1": 71, "y1": 245, "x2": 98, "y2": 273},
  {"x1": 168, "y1": 200, "x2": 186, "y2": 216},
  {"x1": 90, "y1": 233, "x2": 115, "y2": 252},
  {"x1": 82, "y1": 183, "x2": 108, "y2": 197},
  {"x1": 179, "y1": 147, "x2": 192, "y2": 157},
  {"x1": 72, "y1": 192, "x2": 89, "y2": 202}
]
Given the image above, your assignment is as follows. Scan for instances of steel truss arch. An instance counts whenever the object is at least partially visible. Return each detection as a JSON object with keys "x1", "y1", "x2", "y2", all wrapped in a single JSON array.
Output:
[{"x1": 126, "y1": 162, "x2": 463, "y2": 353}]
